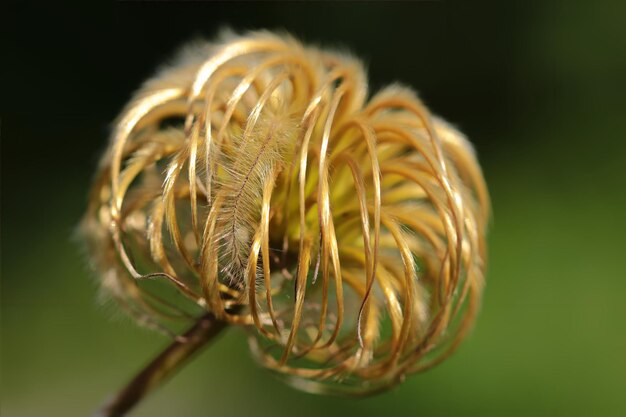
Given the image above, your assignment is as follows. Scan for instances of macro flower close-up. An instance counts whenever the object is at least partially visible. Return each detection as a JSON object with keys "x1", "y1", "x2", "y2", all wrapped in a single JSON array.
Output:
[{"x1": 4, "y1": 2, "x2": 625, "y2": 417}]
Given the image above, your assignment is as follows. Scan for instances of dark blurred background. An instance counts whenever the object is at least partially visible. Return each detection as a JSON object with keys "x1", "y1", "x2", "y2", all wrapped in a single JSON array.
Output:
[{"x1": 2, "y1": 1, "x2": 625, "y2": 416}]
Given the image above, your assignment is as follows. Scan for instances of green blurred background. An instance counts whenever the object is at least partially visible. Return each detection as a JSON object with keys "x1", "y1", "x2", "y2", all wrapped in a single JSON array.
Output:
[{"x1": 3, "y1": 1, "x2": 625, "y2": 416}]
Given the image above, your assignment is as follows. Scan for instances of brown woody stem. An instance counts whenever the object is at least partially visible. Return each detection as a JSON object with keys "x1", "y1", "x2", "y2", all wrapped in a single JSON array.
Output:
[{"x1": 94, "y1": 314, "x2": 228, "y2": 417}]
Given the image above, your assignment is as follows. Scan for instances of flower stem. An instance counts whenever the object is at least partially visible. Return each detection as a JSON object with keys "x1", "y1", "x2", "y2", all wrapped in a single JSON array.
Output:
[{"x1": 94, "y1": 314, "x2": 228, "y2": 417}]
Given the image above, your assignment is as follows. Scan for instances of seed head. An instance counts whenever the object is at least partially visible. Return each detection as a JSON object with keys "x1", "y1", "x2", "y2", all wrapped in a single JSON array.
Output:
[{"x1": 81, "y1": 31, "x2": 490, "y2": 395}]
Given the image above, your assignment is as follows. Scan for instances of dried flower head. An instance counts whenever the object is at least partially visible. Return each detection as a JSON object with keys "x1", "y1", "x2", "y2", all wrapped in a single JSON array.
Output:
[{"x1": 82, "y1": 30, "x2": 490, "y2": 396}]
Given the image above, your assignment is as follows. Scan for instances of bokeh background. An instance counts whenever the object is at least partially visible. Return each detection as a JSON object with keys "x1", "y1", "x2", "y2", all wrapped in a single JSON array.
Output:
[{"x1": 3, "y1": 1, "x2": 625, "y2": 416}]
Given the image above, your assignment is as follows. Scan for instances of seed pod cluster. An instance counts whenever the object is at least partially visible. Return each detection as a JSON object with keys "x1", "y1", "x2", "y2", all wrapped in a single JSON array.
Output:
[{"x1": 82, "y1": 31, "x2": 490, "y2": 395}]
